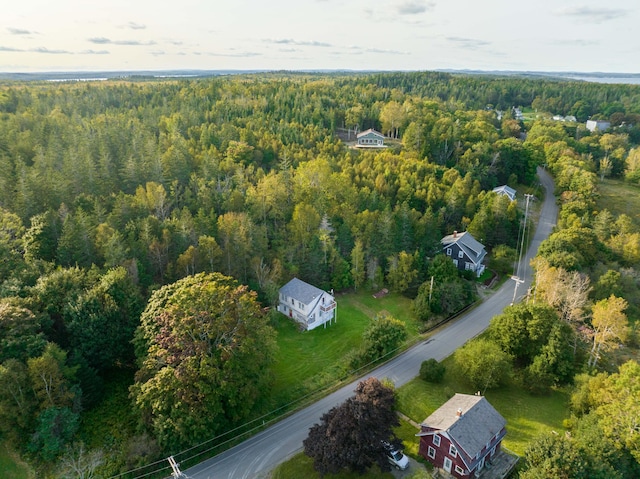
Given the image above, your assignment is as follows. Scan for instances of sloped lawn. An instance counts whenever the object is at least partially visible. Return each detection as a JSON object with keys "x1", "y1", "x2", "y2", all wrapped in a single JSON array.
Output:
[
  {"x1": 0, "y1": 443, "x2": 32, "y2": 479},
  {"x1": 269, "y1": 291, "x2": 421, "y2": 407},
  {"x1": 395, "y1": 357, "x2": 570, "y2": 456}
]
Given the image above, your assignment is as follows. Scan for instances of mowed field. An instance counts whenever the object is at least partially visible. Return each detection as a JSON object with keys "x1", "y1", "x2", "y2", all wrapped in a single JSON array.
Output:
[
  {"x1": 269, "y1": 291, "x2": 421, "y2": 407},
  {"x1": 597, "y1": 178, "x2": 640, "y2": 227}
]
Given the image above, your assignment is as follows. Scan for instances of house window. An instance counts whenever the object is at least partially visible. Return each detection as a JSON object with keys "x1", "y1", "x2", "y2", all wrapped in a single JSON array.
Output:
[
  {"x1": 449, "y1": 444, "x2": 457, "y2": 457},
  {"x1": 453, "y1": 259, "x2": 458, "y2": 267},
  {"x1": 291, "y1": 298, "x2": 294, "y2": 305},
  {"x1": 465, "y1": 262, "x2": 472, "y2": 270},
  {"x1": 458, "y1": 250, "x2": 464, "y2": 258},
  {"x1": 446, "y1": 248, "x2": 452, "y2": 256},
  {"x1": 432, "y1": 434, "x2": 441, "y2": 447},
  {"x1": 428, "y1": 446, "x2": 436, "y2": 459},
  {"x1": 455, "y1": 465, "x2": 465, "y2": 475}
]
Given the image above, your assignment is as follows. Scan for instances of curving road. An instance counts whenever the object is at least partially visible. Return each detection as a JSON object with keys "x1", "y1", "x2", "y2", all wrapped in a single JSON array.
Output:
[{"x1": 186, "y1": 167, "x2": 557, "y2": 479}]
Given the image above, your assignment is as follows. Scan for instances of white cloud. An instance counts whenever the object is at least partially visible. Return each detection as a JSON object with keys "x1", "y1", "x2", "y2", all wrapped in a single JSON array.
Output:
[
  {"x1": 554, "y1": 6, "x2": 629, "y2": 23},
  {"x1": 267, "y1": 38, "x2": 332, "y2": 47},
  {"x1": 396, "y1": 1, "x2": 435, "y2": 15},
  {"x1": 7, "y1": 27, "x2": 36, "y2": 35},
  {"x1": 88, "y1": 37, "x2": 156, "y2": 46}
]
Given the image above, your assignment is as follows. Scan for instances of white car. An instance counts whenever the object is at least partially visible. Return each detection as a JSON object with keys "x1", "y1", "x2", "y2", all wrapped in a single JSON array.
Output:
[{"x1": 386, "y1": 446, "x2": 409, "y2": 470}]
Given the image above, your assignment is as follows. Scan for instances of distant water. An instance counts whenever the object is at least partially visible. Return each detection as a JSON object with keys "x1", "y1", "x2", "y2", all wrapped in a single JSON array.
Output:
[{"x1": 560, "y1": 75, "x2": 640, "y2": 85}]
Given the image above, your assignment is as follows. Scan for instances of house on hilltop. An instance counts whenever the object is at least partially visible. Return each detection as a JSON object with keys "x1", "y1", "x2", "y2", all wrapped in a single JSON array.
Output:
[
  {"x1": 491, "y1": 185, "x2": 516, "y2": 201},
  {"x1": 441, "y1": 231, "x2": 487, "y2": 277},
  {"x1": 417, "y1": 393, "x2": 514, "y2": 478},
  {"x1": 356, "y1": 128, "x2": 385, "y2": 148},
  {"x1": 277, "y1": 278, "x2": 336, "y2": 331},
  {"x1": 586, "y1": 120, "x2": 611, "y2": 132}
]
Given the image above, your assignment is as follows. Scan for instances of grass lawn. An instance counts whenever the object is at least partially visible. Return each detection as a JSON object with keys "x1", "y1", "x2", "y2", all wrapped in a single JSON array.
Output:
[
  {"x1": 269, "y1": 290, "x2": 421, "y2": 407},
  {"x1": 395, "y1": 357, "x2": 570, "y2": 457},
  {"x1": 596, "y1": 178, "x2": 640, "y2": 228},
  {"x1": 0, "y1": 443, "x2": 33, "y2": 479},
  {"x1": 270, "y1": 452, "x2": 396, "y2": 479}
]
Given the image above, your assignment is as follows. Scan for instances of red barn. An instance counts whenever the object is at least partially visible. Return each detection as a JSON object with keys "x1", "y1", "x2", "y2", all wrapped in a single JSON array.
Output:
[{"x1": 417, "y1": 394, "x2": 506, "y2": 478}]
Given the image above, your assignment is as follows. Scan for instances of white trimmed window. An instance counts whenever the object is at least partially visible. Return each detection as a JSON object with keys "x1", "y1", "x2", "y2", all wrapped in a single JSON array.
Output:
[
  {"x1": 458, "y1": 250, "x2": 464, "y2": 258},
  {"x1": 428, "y1": 446, "x2": 436, "y2": 459},
  {"x1": 446, "y1": 248, "x2": 452, "y2": 256},
  {"x1": 455, "y1": 465, "x2": 465, "y2": 475},
  {"x1": 433, "y1": 434, "x2": 441, "y2": 446},
  {"x1": 449, "y1": 444, "x2": 457, "y2": 457}
]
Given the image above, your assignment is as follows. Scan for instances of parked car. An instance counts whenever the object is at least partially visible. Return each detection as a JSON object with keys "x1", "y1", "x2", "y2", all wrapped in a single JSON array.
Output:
[{"x1": 382, "y1": 442, "x2": 409, "y2": 470}]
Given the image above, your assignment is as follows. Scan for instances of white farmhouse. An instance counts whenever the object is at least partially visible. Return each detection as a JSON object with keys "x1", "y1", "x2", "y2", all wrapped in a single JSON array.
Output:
[{"x1": 277, "y1": 278, "x2": 337, "y2": 331}]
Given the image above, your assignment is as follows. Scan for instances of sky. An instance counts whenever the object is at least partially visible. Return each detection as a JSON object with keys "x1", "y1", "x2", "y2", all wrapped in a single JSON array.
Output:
[{"x1": 1, "y1": 0, "x2": 638, "y2": 73}]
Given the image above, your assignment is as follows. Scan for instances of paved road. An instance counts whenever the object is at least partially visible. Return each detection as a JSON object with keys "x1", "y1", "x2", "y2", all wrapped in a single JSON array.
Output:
[{"x1": 186, "y1": 167, "x2": 557, "y2": 479}]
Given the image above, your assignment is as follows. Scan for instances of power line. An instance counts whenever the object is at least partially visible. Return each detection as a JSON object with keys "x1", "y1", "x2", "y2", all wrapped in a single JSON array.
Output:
[{"x1": 511, "y1": 193, "x2": 533, "y2": 304}]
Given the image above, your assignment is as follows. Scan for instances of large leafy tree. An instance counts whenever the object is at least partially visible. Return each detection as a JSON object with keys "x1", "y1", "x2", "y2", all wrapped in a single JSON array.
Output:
[
  {"x1": 453, "y1": 338, "x2": 512, "y2": 392},
  {"x1": 131, "y1": 272, "x2": 276, "y2": 451},
  {"x1": 303, "y1": 377, "x2": 400, "y2": 475},
  {"x1": 490, "y1": 303, "x2": 561, "y2": 366}
]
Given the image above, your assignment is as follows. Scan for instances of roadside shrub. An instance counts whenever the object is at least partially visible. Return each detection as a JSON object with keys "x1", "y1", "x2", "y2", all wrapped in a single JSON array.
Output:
[{"x1": 420, "y1": 358, "x2": 446, "y2": 383}]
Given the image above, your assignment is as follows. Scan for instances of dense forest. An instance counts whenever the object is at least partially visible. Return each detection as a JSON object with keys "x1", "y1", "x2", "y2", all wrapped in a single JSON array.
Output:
[{"x1": 0, "y1": 71, "x2": 639, "y2": 477}]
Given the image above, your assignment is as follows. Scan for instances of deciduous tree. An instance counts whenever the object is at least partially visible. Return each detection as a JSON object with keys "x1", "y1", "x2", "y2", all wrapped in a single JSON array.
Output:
[
  {"x1": 453, "y1": 338, "x2": 512, "y2": 392},
  {"x1": 588, "y1": 295, "x2": 629, "y2": 369},
  {"x1": 131, "y1": 273, "x2": 276, "y2": 451},
  {"x1": 303, "y1": 377, "x2": 400, "y2": 475}
]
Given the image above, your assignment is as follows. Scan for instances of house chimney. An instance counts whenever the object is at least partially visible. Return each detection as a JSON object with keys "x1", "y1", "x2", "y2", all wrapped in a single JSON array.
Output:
[
  {"x1": 456, "y1": 408, "x2": 463, "y2": 418},
  {"x1": 453, "y1": 231, "x2": 458, "y2": 238}
]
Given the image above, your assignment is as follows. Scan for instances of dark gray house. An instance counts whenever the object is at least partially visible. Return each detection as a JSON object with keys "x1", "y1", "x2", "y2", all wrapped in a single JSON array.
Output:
[
  {"x1": 441, "y1": 231, "x2": 487, "y2": 277},
  {"x1": 417, "y1": 394, "x2": 508, "y2": 478}
]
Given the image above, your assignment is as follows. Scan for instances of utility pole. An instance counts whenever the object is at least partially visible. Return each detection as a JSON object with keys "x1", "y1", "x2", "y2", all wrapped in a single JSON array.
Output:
[
  {"x1": 511, "y1": 193, "x2": 533, "y2": 304},
  {"x1": 168, "y1": 456, "x2": 186, "y2": 479}
]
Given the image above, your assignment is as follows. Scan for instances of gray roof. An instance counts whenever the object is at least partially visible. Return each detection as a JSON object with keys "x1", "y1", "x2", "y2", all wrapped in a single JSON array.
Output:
[
  {"x1": 279, "y1": 278, "x2": 328, "y2": 305},
  {"x1": 492, "y1": 185, "x2": 516, "y2": 200},
  {"x1": 356, "y1": 128, "x2": 384, "y2": 138},
  {"x1": 441, "y1": 231, "x2": 486, "y2": 263},
  {"x1": 421, "y1": 394, "x2": 506, "y2": 458}
]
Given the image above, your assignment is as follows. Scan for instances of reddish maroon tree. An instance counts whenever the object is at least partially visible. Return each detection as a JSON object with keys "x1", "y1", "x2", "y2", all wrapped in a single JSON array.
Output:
[{"x1": 303, "y1": 377, "x2": 401, "y2": 475}]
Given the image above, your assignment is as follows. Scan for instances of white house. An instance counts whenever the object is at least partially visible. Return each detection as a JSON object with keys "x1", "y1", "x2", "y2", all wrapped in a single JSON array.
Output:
[
  {"x1": 586, "y1": 120, "x2": 611, "y2": 132},
  {"x1": 356, "y1": 128, "x2": 385, "y2": 148},
  {"x1": 277, "y1": 278, "x2": 337, "y2": 331},
  {"x1": 492, "y1": 185, "x2": 517, "y2": 201}
]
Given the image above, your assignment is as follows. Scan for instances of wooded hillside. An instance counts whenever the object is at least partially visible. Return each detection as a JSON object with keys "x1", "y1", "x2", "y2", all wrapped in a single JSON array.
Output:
[{"x1": 0, "y1": 72, "x2": 638, "y2": 477}]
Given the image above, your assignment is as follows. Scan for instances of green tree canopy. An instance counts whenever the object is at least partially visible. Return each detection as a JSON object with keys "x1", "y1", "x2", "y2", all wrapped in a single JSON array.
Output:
[
  {"x1": 453, "y1": 338, "x2": 512, "y2": 392},
  {"x1": 131, "y1": 272, "x2": 277, "y2": 451}
]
